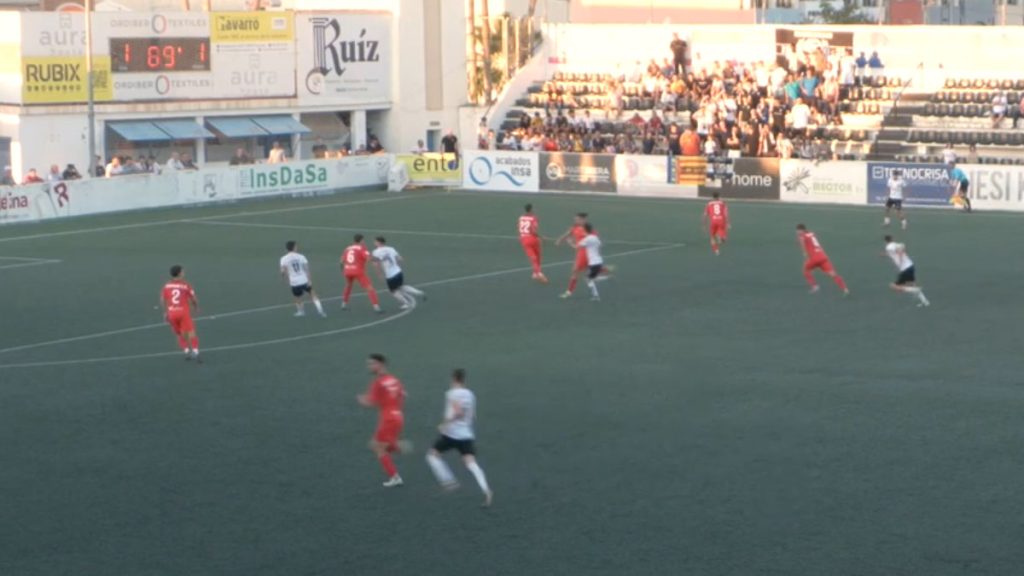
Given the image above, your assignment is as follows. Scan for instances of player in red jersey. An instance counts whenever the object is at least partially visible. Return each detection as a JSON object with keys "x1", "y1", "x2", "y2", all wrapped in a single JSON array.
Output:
[
  {"x1": 159, "y1": 264, "x2": 201, "y2": 362},
  {"x1": 796, "y1": 224, "x2": 849, "y2": 296},
  {"x1": 518, "y1": 203, "x2": 548, "y2": 283},
  {"x1": 340, "y1": 234, "x2": 382, "y2": 313},
  {"x1": 357, "y1": 353, "x2": 407, "y2": 487},
  {"x1": 556, "y1": 212, "x2": 608, "y2": 298},
  {"x1": 703, "y1": 192, "x2": 730, "y2": 255}
]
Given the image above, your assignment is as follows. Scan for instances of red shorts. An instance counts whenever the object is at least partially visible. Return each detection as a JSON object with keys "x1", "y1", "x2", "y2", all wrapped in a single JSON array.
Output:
[
  {"x1": 345, "y1": 272, "x2": 371, "y2": 284},
  {"x1": 709, "y1": 221, "x2": 728, "y2": 239},
  {"x1": 374, "y1": 414, "x2": 404, "y2": 447},
  {"x1": 805, "y1": 256, "x2": 834, "y2": 274},
  {"x1": 166, "y1": 311, "x2": 194, "y2": 335},
  {"x1": 574, "y1": 250, "x2": 588, "y2": 272}
]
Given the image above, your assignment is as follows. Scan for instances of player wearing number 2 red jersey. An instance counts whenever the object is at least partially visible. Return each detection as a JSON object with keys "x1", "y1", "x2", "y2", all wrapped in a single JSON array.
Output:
[
  {"x1": 340, "y1": 234, "x2": 382, "y2": 313},
  {"x1": 160, "y1": 264, "x2": 201, "y2": 362},
  {"x1": 796, "y1": 224, "x2": 849, "y2": 296},
  {"x1": 518, "y1": 204, "x2": 548, "y2": 283},
  {"x1": 703, "y1": 192, "x2": 730, "y2": 255},
  {"x1": 358, "y1": 353, "x2": 408, "y2": 488}
]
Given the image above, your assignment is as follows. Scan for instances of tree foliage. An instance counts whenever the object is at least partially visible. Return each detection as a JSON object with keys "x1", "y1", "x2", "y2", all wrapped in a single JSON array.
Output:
[{"x1": 811, "y1": 0, "x2": 873, "y2": 24}]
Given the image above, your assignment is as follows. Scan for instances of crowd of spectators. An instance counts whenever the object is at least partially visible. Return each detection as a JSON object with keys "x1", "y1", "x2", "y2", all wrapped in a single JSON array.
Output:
[
  {"x1": 3, "y1": 163, "x2": 82, "y2": 186},
  {"x1": 487, "y1": 37, "x2": 887, "y2": 161}
]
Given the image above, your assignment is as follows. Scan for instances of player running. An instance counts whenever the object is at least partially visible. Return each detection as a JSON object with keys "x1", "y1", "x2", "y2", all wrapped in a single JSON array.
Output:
[
  {"x1": 280, "y1": 241, "x2": 326, "y2": 318},
  {"x1": 796, "y1": 224, "x2": 849, "y2": 296},
  {"x1": 703, "y1": 192, "x2": 730, "y2": 255},
  {"x1": 556, "y1": 213, "x2": 609, "y2": 298},
  {"x1": 372, "y1": 236, "x2": 426, "y2": 310},
  {"x1": 883, "y1": 169, "x2": 907, "y2": 229},
  {"x1": 357, "y1": 353, "x2": 408, "y2": 488},
  {"x1": 574, "y1": 223, "x2": 606, "y2": 301},
  {"x1": 425, "y1": 368, "x2": 494, "y2": 507},
  {"x1": 159, "y1": 265, "x2": 201, "y2": 362},
  {"x1": 883, "y1": 235, "x2": 930, "y2": 307},
  {"x1": 340, "y1": 234, "x2": 383, "y2": 314},
  {"x1": 948, "y1": 162, "x2": 972, "y2": 213},
  {"x1": 518, "y1": 204, "x2": 548, "y2": 283}
]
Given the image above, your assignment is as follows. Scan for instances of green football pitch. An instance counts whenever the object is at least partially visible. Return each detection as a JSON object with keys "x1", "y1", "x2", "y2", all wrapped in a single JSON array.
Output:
[{"x1": 1, "y1": 189, "x2": 1022, "y2": 575}]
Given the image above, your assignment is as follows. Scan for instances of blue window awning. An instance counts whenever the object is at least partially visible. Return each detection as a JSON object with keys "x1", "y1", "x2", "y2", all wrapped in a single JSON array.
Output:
[
  {"x1": 251, "y1": 115, "x2": 311, "y2": 135},
  {"x1": 108, "y1": 121, "x2": 172, "y2": 142},
  {"x1": 154, "y1": 119, "x2": 215, "y2": 140},
  {"x1": 206, "y1": 117, "x2": 270, "y2": 138}
]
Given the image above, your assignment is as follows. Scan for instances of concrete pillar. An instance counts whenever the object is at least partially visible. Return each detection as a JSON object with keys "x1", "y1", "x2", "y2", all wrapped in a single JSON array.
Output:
[{"x1": 351, "y1": 109, "x2": 367, "y2": 151}]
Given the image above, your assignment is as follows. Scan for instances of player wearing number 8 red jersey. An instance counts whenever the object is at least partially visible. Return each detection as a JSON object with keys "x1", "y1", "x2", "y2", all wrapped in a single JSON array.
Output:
[
  {"x1": 357, "y1": 353, "x2": 408, "y2": 488},
  {"x1": 796, "y1": 224, "x2": 849, "y2": 296},
  {"x1": 340, "y1": 234, "x2": 383, "y2": 313},
  {"x1": 160, "y1": 264, "x2": 201, "y2": 362},
  {"x1": 703, "y1": 192, "x2": 730, "y2": 255},
  {"x1": 518, "y1": 204, "x2": 548, "y2": 283}
]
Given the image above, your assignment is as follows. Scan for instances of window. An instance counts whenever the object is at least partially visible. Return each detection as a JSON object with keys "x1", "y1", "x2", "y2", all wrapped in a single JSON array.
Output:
[
  {"x1": 862, "y1": 0, "x2": 879, "y2": 6},
  {"x1": 775, "y1": 0, "x2": 793, "y2": 7}
]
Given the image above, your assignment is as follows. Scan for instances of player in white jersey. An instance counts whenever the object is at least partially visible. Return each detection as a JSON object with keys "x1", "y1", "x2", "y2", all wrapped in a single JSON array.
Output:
[
  {"x1": 884, "y1": 169, "x2": 907, "y2": 229},
  {"x1": 883, "y1": 235, "x2": 929, "y2": 307},
  {"x1": 573, "y1": 223, "x2": 606, "y2": 301},
  {"x1": 279, "y1": 241, "x2": 326, "y2": 317},
  {"x1": 425, "y1": 368, "x2": 493, "y2": 507},
  {"x1": 371, "y1": 236, "x2": 426, "y2": 310}
]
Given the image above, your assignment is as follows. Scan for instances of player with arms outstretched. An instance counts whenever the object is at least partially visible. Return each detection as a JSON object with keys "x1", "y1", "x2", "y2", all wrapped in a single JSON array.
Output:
[
  {"x1": 425, "y1": 368, "x2": 494, "y2": 507},
  {"x1": 280, "y1": 240, "x2": 326, "y2": 317},
  {"x1": 518, "y1": 204, "x2": 548, "y2": 283},
  {"x1": 357, "y1": 353, "x2": 408, "y2": 488},
  {"x1": 703, "y1": 192, "x2": 730, "y2": 255},
  {"x1": 160, "y1": 264, "x2": 201, "y2": 362},
  {"x1": 796, "y1": 224, "x2": 849, "y2": 296},
  {"x1": 340, "y1": 234, "x2": 382, "y2": 313},
  {"x1": 883, "y1": 235, "x2": 930, "y2": 307}
]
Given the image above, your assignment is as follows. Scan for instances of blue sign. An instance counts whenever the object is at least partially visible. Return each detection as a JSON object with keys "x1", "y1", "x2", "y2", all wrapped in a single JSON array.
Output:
[{"x1": 866, "y1": 162, "x2": 953, "y2": 207}]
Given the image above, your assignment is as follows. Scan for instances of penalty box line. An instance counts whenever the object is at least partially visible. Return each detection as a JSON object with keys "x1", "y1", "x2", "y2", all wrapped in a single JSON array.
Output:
[{"x1": 0, "y1": 243, "x2": 683, "y2": 368}]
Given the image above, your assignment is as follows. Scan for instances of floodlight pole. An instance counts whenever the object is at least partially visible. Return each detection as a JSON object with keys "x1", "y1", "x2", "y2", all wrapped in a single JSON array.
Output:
[{"x1": 85, "y1": 0, "x2": 96, "y2": 177}]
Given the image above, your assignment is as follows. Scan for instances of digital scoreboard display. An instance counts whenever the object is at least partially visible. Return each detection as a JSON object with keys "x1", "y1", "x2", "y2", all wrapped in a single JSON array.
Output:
[{"x1": 109, "y1": 38, "x2": 211, "y2": 73}]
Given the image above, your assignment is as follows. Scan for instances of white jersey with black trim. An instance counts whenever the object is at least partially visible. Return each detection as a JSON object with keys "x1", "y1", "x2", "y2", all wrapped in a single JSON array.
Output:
[
  {"x1": 885, "y1": 242, "x2": 914, "y2": 271},
  {"x1": 372, "y1": 246, "x2": 402, "y2": 279},
  {"x1": 280, "y1": 252, "x2": 310, "y2": 286},
  {"x1": 887, "y1": 177, "x2": 905, "y2": 200},
  {"x1": 578, "y1": 234, "x2": 604, "y2": 266},
  {"x1": 441, "y1": 387, "x2": 476, "y2": 440}
]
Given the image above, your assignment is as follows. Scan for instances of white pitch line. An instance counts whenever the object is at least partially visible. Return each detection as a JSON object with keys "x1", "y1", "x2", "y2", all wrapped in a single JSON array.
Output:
[
  {"x1": 0, "y1": 256, "x2": 58, "y2": 261},
  {"x1": 191, "y1": 219, "x2": 675, "y2": 247},
  {"x1": 0, "y1": 193, "x2": 422, "y2": 244},
  {"x1": 0, "y1": 243, "x2": 682, "y2": 368},
  {"x1": 0, "y1": 259, "x2": 62, "y2": 271}
]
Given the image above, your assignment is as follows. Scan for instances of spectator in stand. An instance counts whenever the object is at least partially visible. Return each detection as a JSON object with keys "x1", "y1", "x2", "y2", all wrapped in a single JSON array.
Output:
[
  {"x1": 942, "y1": 143, "x2": 957, "y2": 166},
  {"x1": 583, "y1": 110, "x2": 596, "y2": 133},
  {"x1": 800, "y1": 68, "x2": 819, "y2": 104},
  {"x1": 412, "y1": 140, "x2": 428, "y2": 155},
  {"x1": 839, "y1": 49, "x2": 856, "y2": 97},
  {"x1": 368, "y1": 137, "x2": 384, "y2": 154},
  {"x1": 46, "y1": 164, "x2": 62, "y2": 182},
  {"x1": 1014, "y1": 94, "x2": 1024, "y2": 128},
  {"x1": 777, "y1": 133, "x2": 794, "y2": 159},
  {"x1": 855, "y1": 52, "x2": 868, "y2": 85},
  {"x1": 2, "y1": 166, "x2": 14, "y2": 186},
  {"x1": 789, "y1": 97, "x2": 812, "y2": 140},
  {"x1": 680, "y1": 125, "x2": 701, "y2": 156},
  {"x1": 725, "y1": 125, "x2": 742, "y2": 155},
  {"x1": 667, "y1": 123, "x2": 682, "y2": 156},
  {"x1": 181, "y1": 153, "x2": 198, "y2": 170},
  {"x1": 105, "y1": 156, "x2": 123, "y2": 178},
  {"x1": 670, "y1": 33, "x2": 687, "y2": 76},
  {"x1": 867, "y1": 51, "x2": 883, "y2": 79},
  {"x1": 991, "y1": 91, "x2": 1008, "y2": 129},
  {"x1": 784, "y1": 73, "x2": 801, "y2": 103},
  {"x1": 267, "y1": 141, "x2": 287, "y2": 164},
  {"x1": 967, "y1": 143, "x2": 979, "y2": 164},
  {"x1": 441, "y1": 130, "x2": 459, "y2": 161},
  {"x1": 62, "y1": 164, "x2": 81, "y2": 180},
  {"x1": 146, "y1": 155, "x2": 162, "y2": 174},
  {"x1": 22, "y1": 168, "x2": 44, "y2": 184},
  {"x1": 93, "y1": 155, "x2": 105, "y2": 178},
  {"x1": 229, "y1": 148, "x2": 254, "y2": 165},
  {"x1": 166, "y1": 152, "x2": 184, "y2": 172}
]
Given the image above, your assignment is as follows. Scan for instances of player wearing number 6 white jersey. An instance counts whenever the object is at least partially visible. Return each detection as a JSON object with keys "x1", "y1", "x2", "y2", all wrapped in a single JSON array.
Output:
[
  {"x1": 371, "y1": 236, "x2": 426, "y2": 310},
  {"x1": 280, "y1": 241, "x2": 326, "y2": 317},
  {"x1": 425, "y1": 369, "x2": 493, "y2": 507}
]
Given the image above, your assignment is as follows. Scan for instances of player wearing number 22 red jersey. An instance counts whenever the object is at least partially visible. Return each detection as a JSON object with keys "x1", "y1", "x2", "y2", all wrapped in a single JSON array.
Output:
[
  {"x1": 358, "y1": 353, "x2": 408, "y2": 488},
  {"x1": 796, "y1": 224, "x2": 849, "y2": 296},
  {"x1": 340, "y1": 234, "x2": 382, "y2": 313},
  {"x1": 160, "y1": 264, "x2": 201, "y2": 362},
  {"x1": 518, "y1": 204, "x2": 548, "y2": 283},
  {"x1": 703, "y1": 192, "x2": 730, "y2": 255}
]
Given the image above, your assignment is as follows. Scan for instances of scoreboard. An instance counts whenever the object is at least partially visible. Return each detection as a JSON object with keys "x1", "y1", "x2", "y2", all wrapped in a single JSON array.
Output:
[{"x1": 109, "y1": 38, "x2": 211, "y2": 73}]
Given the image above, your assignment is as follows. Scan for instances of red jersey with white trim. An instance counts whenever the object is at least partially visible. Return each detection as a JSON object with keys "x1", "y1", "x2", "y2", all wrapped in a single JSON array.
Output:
[
  {"x1": 518, "y1": 214, "x2": 539, "y2": 239},
  {"x1": 799, "y1": 231, "x2": 828, "y2": 259},
  {"x1": 705, "y1": 200, "x2": 729, "y2": 224},
  {"x1": 161, "y1": 281, "x2": 195, "y2": 314},
  {"x1": 367, "y1": 374, "x2": 405, "y2": 418},
  {"x1": 342, "y1": 244, "x2": 370, "y2": 275}
]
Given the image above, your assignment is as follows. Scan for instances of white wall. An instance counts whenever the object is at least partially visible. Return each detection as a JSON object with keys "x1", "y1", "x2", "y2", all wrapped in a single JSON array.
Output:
[{"x1": 14, "y1": 114, "x2": 89, "y2": 182}]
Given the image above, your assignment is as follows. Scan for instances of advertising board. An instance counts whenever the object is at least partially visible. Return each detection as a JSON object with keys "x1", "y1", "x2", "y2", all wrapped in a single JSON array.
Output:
[
  {"x1": 866, "y1": 162, "x2": 951, "y2": 207},
  {"x1": 698, "y1": 158, "x2": 780, "y2": 200},
  {"x1": 615, "y1": 155, "x2": 695, "y2": 198},
  {"x1": 780, "y1": 160, "x2": 866, "y2": 205},
  {"x1": 539, "y1": 152, "x2": 616, "y2": 193},
  {"x1": 394, "y1": 154, "x2": 461, "y2": 186},
  {"x1": 463, "y1": 150, "x2": 540, "y2": 192},
  {"x1": 296, "y1": 13, "x2": 391, "y2": 106}
]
